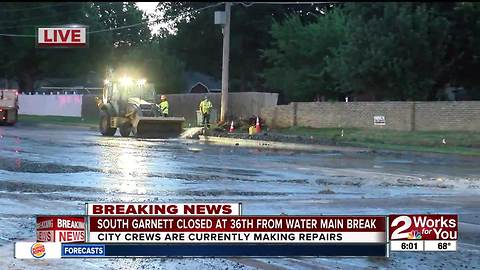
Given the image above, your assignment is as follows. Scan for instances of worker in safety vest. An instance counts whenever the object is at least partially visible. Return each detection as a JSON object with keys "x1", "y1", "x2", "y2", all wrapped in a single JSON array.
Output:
[
  {"x1": 159, "y1": 95, "x2": 169, "y2": 117},
  {"x1": 199, "y1": 96, "x2": 213, "y2": 127}
]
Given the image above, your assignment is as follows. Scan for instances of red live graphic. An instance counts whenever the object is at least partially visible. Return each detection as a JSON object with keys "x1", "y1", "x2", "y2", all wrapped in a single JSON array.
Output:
[
  {"x1": 37, "y1": 27, "x2": 87, "y2": 47},
  {"x1": 43, "y1": 29, "x2": 81, "y2": 43},
  {"x1": 389, "y1": 214, "x2": 457, "y2": 241}
]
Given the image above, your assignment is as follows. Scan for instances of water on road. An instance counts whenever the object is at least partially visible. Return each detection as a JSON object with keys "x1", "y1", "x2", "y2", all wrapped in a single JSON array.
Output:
[{"x1": 0, "y1": 123, "x2": 479, "y2": 270}]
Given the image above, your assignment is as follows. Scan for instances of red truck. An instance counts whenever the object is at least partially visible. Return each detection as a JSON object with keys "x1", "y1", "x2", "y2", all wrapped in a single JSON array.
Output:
[{"x1": 0, "y1": 89, "x2": 19, "y2": 125}]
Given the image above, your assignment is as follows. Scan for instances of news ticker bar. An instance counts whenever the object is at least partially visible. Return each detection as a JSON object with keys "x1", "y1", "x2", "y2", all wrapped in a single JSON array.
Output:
[
  {"x1": 15, "y1": 242, "x2": 388, "y2": 258},
  {"x1": 86, "y1": 216, "x2": 386, "y2": 244},
  {"x1": 88, "y1": 231, "x2": 385, "y2": 243}
]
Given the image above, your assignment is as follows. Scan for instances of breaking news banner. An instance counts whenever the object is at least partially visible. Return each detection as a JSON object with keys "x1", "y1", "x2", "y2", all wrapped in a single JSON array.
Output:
[
  {"x1": 13, "y1": 203, "x2": 459, "y2": 258},
  {"x1": 389, "y1": 214, "x2": 458, "y2": 252}
]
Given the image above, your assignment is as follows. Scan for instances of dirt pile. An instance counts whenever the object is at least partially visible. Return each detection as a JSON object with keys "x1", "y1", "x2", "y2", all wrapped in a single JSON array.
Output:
[{"x1": 215, "y1": 116, "x2": 266, "y2": 132}]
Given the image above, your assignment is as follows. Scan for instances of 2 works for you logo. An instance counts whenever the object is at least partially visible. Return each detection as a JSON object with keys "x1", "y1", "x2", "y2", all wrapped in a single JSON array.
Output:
[
  {"x1": 36, "y1": 25, "x2": 88, "y2": 48},
  {"x1": 389, "y1": 214, "x2": 457, "y2": 241}
]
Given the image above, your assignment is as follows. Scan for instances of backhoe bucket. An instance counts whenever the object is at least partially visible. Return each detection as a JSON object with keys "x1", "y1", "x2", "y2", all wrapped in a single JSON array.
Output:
[{"x1": 133, "y1": 117, "x2": 185, "y2": 138}]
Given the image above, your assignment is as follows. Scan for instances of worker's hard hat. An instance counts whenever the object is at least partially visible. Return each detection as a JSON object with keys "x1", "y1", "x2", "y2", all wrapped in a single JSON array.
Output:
[
  {"x1": 204, "y1": 96, "x2": 208, "y2": 100},
  {"x1": 161, "y1": 95, "x2": 166, "y2": 100}
]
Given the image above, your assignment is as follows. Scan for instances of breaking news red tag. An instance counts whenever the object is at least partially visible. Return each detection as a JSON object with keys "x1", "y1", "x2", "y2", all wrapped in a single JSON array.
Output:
[{"x1": 36, "y1": 216, "x2": 85, "y2": 243}]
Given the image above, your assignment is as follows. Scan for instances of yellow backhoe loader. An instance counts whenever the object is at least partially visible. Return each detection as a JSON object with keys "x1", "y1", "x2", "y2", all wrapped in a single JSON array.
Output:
[{"x1": 96, "y1": 69, "x2": 185, "y2": 138}]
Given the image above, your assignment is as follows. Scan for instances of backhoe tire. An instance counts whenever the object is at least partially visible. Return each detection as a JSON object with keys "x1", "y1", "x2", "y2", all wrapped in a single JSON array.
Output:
[
  {"x1": 119, "y1": 123, "x2": 132, "y2": 137},
  {"x1": 99, "y1": 111, "x2": 116, "y2": 136},
  {"x1": 131, "y1": 126, "x2": 138, "y2": 137}
]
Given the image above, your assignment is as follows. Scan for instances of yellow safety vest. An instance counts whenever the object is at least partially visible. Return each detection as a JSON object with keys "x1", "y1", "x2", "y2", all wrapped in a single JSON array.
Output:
[
  {"x1": 159, "y1": 100, "x2": 169, "y2": 114},
  {"x1": 199, "y1": 100, "x2": 213, "y2": 114}
]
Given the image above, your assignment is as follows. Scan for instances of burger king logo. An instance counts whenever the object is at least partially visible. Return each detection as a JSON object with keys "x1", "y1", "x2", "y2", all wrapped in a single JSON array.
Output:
[{"x1": 31, "y1": 243, "x2": 46, "y2": 258}]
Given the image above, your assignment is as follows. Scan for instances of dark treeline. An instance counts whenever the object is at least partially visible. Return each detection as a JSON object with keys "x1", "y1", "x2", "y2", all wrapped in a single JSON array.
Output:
[{"x1": 1, "y1": 2, "x2": 479, "y2": 101}]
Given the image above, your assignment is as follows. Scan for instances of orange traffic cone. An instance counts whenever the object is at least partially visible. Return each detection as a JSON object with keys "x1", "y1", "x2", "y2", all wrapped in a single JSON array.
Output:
[
  {"x1": 255, "y1": 116, "x2": 261, "y2": 133},
  {"x1": 229, "y1": 121, "x2": 235, "y2": 133}
]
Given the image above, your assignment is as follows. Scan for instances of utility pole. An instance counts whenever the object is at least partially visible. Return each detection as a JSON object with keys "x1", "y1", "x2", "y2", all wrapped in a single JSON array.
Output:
[{"x1": 220, "y1": 2, "x2": 231, "y2": 123}]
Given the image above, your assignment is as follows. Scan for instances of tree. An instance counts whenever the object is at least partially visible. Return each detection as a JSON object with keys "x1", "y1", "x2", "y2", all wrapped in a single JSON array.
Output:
[
  {"x1": 92, "y1": 2, "x2": 151, "y2": 48},
  {"x1": 428, "y1": 2, "x2": 480, "y2": 99},
  {"x1": 262, "y1": 10, "x2": 348, "y2": 102},
  {"x1": 0, "y1": 2, "x2": 152, "y2": 92},
  {"x1": 156, "y1": 2, "x2": 223, "y2": 79},
  {"x1": 91, "y1": 2, "x2": 152, "y2": 71},
  {"x1": 0, "y1": 2, "x2": 114, "y2": 91},
  {"x1": 262, "y1": 3, "x2": 456, "y2": 101},
  {"x1": 121, "y1": 44, "x2": 186, "y2": 94},
  {"x1": 327, "y1": 3, "x2": 451, "y2": 100},
  {"x1": 154, "y1": 2, "x2": 331, "y2": 92}
]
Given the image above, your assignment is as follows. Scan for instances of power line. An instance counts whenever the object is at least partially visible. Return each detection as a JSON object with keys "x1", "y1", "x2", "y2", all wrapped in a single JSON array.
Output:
[
  {"x1": 89, "y1": 21, "x2": 148, "y2": 34},
  {"x1": 0, "y1": 3, "x2": 144, "y2": 28},
  {"x1": 0, "y1": 8, "x2": 91, "y2": 25},
  {"x1": 0, "y1": 24, "x2": 38, "y2": 31},
  {"x1": 93, "y1": 2, "x2": 226, "y2": 34},
  {"x1": 91, "y1": 3, "x2": 224, "y2": 34},
  {"x1": 0, "y1": 2, "x2": 225, "y2": 38},
  {"x1": 184, "y1": 2, "x2": 225, "y2": 14},
  {"x1": 155, "y1": 2, "x2": 225, "y2": 23},
  {"x1": 239, "y1": 2, "x2": 335, "y2": 4},
  {"x1": 0, "y1": 22, "x2": 97, "y2": 31},
  {"x1": 0, "y1": 2, "x2": 85, "y2": 12},
  {"x1": 0, "y1": 33, "x2": 35, "y2": 37},
  {"x1": 0, "y1": 1, "x2": 329, "y2": 32}
]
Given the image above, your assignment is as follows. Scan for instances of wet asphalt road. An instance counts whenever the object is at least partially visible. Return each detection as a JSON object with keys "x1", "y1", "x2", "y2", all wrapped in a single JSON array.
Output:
[{"x1": 0, "y1": 123, "x2": 479, "y2": 270}]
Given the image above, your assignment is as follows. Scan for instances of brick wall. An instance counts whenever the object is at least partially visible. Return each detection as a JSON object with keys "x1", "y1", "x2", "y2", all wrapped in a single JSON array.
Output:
[
  {"x1": 261, "y1": 101, "x2": 480, "y2": 132},
  {"x1": 414, "y1": 102, "x2": 480, "y2": 131},
  {"x1": 167, "y1": 92, "x2": 278, "y2": 124},
  {"x1": 261, "y1": 104, "x2": 295, "y2": 128}
]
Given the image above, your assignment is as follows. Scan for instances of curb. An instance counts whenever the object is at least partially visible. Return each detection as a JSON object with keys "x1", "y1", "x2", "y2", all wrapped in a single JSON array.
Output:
[{"x1": 198, "y1": 135, "x2": 371, "y2": 153}]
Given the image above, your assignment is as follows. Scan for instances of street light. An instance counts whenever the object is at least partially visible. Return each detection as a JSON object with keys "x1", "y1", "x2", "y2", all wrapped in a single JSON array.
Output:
[{"x1": 137, "y1": 79, "x2": 146, "y2": 87}]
